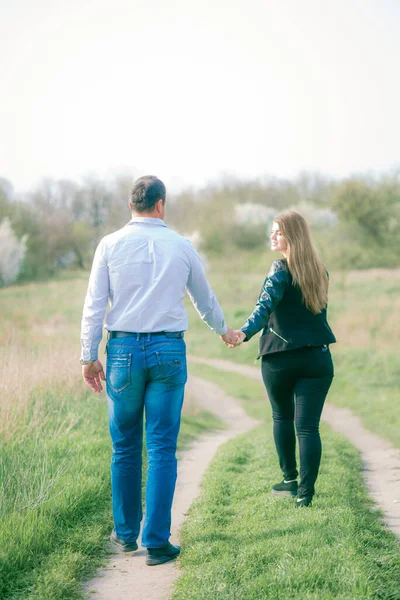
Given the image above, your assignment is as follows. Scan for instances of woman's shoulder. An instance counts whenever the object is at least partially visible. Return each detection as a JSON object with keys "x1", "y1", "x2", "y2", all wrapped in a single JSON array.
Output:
[
  {"x1": 264, "y1": 260, "x2": 291, "y2": 287},
  {"x1": 267, "y1": 259, "x2": 289, "y2": 276}
]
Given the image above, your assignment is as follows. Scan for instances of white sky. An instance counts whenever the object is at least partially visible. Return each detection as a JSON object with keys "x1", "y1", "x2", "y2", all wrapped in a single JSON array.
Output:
[{"x1": 1, "y1": 0, "x2": 400, "y2": 193}]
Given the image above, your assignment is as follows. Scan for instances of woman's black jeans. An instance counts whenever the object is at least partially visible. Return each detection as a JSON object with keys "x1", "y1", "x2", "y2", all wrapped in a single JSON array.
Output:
[{"x1": 261, "y1": 346, "x2": 334, "y2": 498}]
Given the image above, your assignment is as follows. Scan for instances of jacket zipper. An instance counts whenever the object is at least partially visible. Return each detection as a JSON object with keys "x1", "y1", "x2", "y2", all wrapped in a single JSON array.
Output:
[
  {"x1": 254, "y1": 328, "x2": 289, "y2": 363},
  {"x1": 269, "y1": 327, "x2": 289, "y2": 343}
]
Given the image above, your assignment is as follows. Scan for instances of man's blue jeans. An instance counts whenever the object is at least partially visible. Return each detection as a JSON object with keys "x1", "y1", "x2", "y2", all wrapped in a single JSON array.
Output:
[{"x1": 106, "y1": 332, "x2": 187, "y2": 548}]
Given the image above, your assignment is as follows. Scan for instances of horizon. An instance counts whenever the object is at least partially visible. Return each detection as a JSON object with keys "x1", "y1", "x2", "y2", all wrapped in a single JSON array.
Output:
[{"x1": 4, "y1": 164, "x2": 400, "y2": 199}]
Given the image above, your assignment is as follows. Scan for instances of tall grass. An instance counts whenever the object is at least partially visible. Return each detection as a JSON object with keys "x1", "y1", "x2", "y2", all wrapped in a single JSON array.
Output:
[
  {"x1": 0, "y1": 278, "x2": 84, "y2": 439},
  {"x1": 0, "y1": 277, "x2": 223, "y2": 599}
]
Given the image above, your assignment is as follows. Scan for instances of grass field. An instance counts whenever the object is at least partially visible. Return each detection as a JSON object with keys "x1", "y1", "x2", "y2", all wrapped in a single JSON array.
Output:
[
  {"x1": 0, "y1": 261, "x2": 399, "y2": 598},
  {"x1": 173, "y1": 367, "x2": 400, "y2": 600}
]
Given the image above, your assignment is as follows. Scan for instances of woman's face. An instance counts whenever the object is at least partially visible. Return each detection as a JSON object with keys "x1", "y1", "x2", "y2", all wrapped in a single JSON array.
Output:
[{"x1": 270, "y1": 222, "x2": 288, "y2": 255}]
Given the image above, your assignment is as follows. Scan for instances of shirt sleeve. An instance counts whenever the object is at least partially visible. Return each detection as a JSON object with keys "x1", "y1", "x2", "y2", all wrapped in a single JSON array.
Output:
[
  {"x1": 80, "y1": 239, "x2": 110, "y2": 361},
  {"x1": 185, "y1": 243, "x2": 227, "y2": 335},
  {"x1": 240, "y1": 260, "x2": 289, "y2": 342}
]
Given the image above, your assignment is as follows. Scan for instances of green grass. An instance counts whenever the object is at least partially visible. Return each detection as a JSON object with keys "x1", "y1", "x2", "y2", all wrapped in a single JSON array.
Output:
[
  {"x1": 0, "y1": 384, "x2": 110, "y2": 600},
  {"x1": 187, "y1": 362, "x2": 267, "y2": 422},
  {"x1": 0, "y1": 382, "x2": 223, "y2": 600},
  {"x1": 329, "y1": 350, "x2": 400, "y2": 448},
  {"x1": 180, "y1": 408, "x2": 226, "y2": 449},
  {"x1": 173, "y1": 365, "x2": 400, "y2": 600}
]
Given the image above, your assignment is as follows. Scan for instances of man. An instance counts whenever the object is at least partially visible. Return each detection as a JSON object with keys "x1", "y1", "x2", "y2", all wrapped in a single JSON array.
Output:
[{"x1": 80, "y1": 175, "x2": 238, "y2": 566}]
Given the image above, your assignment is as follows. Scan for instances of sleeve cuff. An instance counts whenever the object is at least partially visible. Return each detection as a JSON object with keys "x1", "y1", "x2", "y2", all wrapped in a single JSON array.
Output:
[
  {"x1": 81, "y1": 348, "x2": 98, "y2": 361},
  {"x1": 240, "y1": 328, "x2": 250, "y2": 342},
  {"x1": 217, "y1": 322, "x2": 228, "y2": 336}
]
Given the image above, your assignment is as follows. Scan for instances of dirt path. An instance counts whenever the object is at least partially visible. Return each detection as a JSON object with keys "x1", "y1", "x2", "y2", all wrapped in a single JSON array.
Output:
[
  {"x1": 84, "y1": 376, "x2": 261, "y2": 600},
  {"x1": 188, "y1": 354, "x2": 400, "y2": 540}
]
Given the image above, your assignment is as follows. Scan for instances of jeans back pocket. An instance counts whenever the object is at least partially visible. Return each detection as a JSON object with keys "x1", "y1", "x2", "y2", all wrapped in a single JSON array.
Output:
[
  {"x1": 155, "y1": 350, "x2": 187, "y2": 385},
  {"x1": 107, "y1": 353, "x2": 132, "y2": 393}
]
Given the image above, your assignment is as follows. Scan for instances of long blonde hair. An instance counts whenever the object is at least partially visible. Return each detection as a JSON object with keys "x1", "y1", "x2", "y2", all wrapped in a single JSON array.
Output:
[{"x1": 274, "y1": 210, "x2": 328, "y2": 314}]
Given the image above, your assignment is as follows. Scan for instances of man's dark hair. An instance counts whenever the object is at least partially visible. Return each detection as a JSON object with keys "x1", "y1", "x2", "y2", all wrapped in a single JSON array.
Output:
[{"x1": 129, "y1": 175, "x2": 166, "y2": 213}]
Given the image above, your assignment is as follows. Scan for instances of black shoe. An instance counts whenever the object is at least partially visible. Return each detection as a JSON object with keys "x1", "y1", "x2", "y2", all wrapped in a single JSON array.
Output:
[
  {"x1": 272, "y1": 480, "x2": 298, "y2": 497},
  {"x1": 110, "y1": 530, "x2": 138, "y2": 552},
  {"x1": 146, "y1": 542, "x2": 181, "y2": 566},
  {"x1": 295, "y1": 496, "x2": 313, "y2": 507}
]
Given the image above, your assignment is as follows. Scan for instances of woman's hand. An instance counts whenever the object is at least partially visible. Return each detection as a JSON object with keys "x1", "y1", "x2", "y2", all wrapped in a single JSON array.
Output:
[
  {"x1": 234, "y1": 330, "x2": 246, "y2": 345},
  {"x1": 220, "y1": 328, "x2": 246, "y2": 348}
]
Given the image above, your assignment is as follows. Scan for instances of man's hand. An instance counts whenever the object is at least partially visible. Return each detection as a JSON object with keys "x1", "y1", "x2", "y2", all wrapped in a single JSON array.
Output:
[
  {"x1": 220, "y1": 326, "x2": 243, "y2": 348},
  {"x1": 82, "y1": 360, "x2": 106, "y2": 393}
]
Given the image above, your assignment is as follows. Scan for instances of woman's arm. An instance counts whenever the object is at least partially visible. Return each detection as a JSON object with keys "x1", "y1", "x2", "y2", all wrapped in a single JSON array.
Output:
[{"x1": 240, "y1": 260, "x2": 289, "y2": 341}]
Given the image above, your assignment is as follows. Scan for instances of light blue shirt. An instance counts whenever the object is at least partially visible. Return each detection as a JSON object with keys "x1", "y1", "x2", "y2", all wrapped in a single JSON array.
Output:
[{"x1": 80, "y1": 217, "x2": 227, "y2": 361}]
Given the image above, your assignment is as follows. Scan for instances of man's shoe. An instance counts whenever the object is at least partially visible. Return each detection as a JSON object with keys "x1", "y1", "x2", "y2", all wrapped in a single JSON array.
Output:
[
  {"x1": 295, "y1": 496, "x2": 313, "y2": 507},
  {"x1": 272, "y1": 479, "x2": 298, "y2": 497},
  {"x1": 146, "y1": 542, "x2": 181, "y2": 566},
  {"x1": 110, "y1": 530, "x2": 138, "y2": 552}
]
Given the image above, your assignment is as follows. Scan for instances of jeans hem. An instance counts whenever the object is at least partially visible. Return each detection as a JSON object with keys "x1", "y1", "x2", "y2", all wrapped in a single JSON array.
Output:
[{"x1": 114, "y1": 533, "x2": 139, "y2": 543}]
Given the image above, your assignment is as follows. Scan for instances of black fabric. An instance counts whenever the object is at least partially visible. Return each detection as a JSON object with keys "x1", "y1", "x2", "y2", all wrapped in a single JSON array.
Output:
[
  {"x1": 261, "y1": 345, "x2": 334, "y2": 498},
  {"x1": 258, "y1": 273, "x2": 336, "y2": 355},
  {"x1": 108, "y1": 331, "x2": 184, "y2": 339},
  {"x1": 241, "y1": 260, "x2": 336, "y2": 357}
]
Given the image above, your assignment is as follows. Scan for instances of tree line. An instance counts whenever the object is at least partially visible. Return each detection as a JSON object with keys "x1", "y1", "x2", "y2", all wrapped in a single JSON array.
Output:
[{"x1": 1, "y1": 170, "x2": 399, "y2": 286}]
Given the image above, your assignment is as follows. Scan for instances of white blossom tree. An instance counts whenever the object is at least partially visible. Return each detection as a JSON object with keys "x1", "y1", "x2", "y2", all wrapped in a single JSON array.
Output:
[
  {"x1": 234, "y1": 203, "x2": 277, "y2": 226},
  {"x1": 288, "y1": 201, "x2": 338, "y2": 228},
  {"x1": 232, "y1": 203, "x2": 277, "y2": 249},
  {"x1": 0, "y1": 218, "x2": 28, "y2": 286}
]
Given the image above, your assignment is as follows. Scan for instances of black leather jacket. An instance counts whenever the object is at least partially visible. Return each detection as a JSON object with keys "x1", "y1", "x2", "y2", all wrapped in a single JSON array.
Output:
[{"x1": 241, "y1": 259, "x2": 336, "y2": 357}]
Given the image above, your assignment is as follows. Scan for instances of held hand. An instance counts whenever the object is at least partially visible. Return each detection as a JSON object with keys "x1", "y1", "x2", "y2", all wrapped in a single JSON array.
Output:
[
  {"x1": 82, "y1": 360, "x2": 106, "y2": 393},
  {"x1": 220, "y1": 326, "x2": 243, "y2": 348},
  {"x1": 234, "y1": 330, "x2": 246, "y2": 345}
]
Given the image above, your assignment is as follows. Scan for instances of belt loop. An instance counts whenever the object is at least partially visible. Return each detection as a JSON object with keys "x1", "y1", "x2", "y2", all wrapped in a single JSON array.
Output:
[
  {"x1": 136, "y1": 333, "x2": 140, "y2": 341},
  {"x1": 147, "y1": 333, "x2": 151, "y2": 342}
]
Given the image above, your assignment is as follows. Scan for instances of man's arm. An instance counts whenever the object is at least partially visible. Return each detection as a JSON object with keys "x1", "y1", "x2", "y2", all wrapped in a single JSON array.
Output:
[
  {"x1": 80, "y1": 239, "x2": 110, "y2": 377},
  {"x1": 185, "y1": 243, "x2": 229, "y2": 336}
]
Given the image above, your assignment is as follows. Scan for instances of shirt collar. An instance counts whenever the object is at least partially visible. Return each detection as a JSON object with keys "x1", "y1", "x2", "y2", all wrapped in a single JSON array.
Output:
[{"x1": 126, "y1": 217, "x2": 167, "y2": 227}]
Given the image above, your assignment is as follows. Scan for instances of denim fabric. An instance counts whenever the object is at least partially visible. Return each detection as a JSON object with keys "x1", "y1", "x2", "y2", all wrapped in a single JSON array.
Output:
[
  {"x1": 106, "y1": 333, "x2": 187, "y2": 548},
  {"x1": 261, "y1": 346, "x2": 334, "y2": 498}
]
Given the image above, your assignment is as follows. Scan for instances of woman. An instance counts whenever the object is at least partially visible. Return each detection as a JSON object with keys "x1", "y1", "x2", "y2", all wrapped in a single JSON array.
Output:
[{"x1": 235, "y1": 210, "x2": 336, "y2": 507}]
